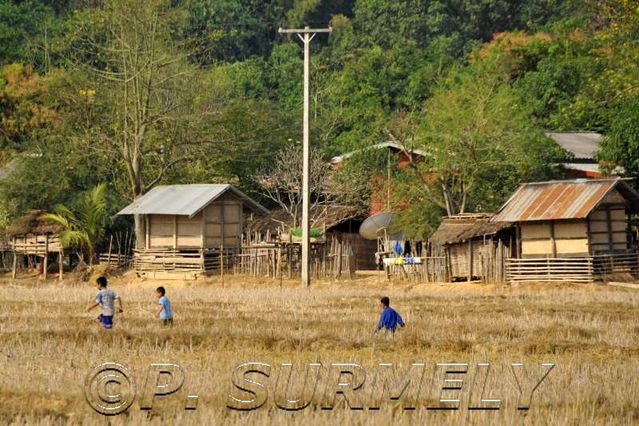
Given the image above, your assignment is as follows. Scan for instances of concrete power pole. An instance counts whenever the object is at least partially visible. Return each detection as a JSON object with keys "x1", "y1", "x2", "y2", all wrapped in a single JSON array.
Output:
[{"x1": 278, "y1": 26, "x2": 331, "y2": 288}]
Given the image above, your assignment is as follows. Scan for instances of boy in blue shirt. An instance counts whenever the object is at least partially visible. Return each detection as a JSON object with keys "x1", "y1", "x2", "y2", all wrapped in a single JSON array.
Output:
[
  {"x1": 156, "y1": 286, "x2": 173, "y2": 327},
  {"x1": 375, "y1": 296, "x2": 405, "y2": 334},
  {"x1": 87, "y1": 276, "x2": 123, "y2": 329}
]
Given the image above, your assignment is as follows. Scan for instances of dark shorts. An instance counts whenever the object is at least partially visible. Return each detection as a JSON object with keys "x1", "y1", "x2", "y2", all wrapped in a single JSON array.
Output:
[
  {"x1": 162, "y1": 318, "x2": 173, "y2": 328},
  {"x1": 98, "y1": 314, "x2": 113, "y2": 329}
]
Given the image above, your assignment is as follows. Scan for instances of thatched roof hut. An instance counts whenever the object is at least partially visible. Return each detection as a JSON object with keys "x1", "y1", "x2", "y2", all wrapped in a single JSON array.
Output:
[
  {"x1": 429, "y1": 214, "x2": 512, "y2": 246},
  {"x1": 7, "y1": 210, "x2": 63, "y2": 237},
  {"x1": 429, "y1": 214, "x2": 514, "y2": 282},
  {"x1": 8, "y1": 210, "x2": 66, "y2": 280}
]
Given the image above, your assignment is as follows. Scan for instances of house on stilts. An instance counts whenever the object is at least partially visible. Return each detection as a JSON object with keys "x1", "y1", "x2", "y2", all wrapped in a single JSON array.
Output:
[
  {"x1": 8, "y1": 210, "x2": 66, "y2": 280},
  {"x1": 116, "y1": 184, "x2": 268, "y2": 279}
]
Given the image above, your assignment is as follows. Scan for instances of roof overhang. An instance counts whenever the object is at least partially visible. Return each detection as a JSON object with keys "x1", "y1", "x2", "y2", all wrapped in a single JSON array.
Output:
[{"x1": 116, "y1": 184, "x2": 269, "y2": 218}]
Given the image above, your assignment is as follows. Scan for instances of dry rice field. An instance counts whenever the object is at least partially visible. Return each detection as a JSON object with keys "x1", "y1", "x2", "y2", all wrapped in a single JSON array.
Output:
[{"x1": 1, "y1": 271, "x2": 639, "y2": 425}]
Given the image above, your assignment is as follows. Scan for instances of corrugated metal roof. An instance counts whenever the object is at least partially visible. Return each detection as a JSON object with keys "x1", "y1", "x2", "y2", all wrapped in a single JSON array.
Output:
[
  {"x1": 491, "y1": 178, "x2": 639, "y2": 222},
  {"x1": 116, "y1": 184, "x2": 268, "y2": 218},
  {"x1": 546, "y1": 132, "x2": 601, "y2": 160},
  {"x1": 562, "y1": 163, "x2": 601, "y2": 174},
  {"x1": 330, "y1": 141, "x2": 427, "y2": 164}
]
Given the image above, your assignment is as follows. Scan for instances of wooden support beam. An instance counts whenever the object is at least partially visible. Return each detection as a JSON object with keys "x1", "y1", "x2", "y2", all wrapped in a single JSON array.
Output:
[
  {"x1": 11, "y1": 237, "x2": 17, "y2": 279},
  {"x1": 586, "y1": 215, "x2": 594, "y2": 254},
  {"x1": 220, "y1": 203, "x2": 225, "y2": 246},
  {"x1": 467, "y1": 239, "x2": 473, "y2": 282},
  {"x1": 59, "y1": 250, "x2": 63, "y2": 281},
  {"x1": 43, "y1": 234, "x2": 48, "y2": 280},
  {"x1": 550, "y1": 222, "x2": 557, "y2": 258},
  {"x1": 606, "y1": 208, "x2": 614, "y2": 252},
  {"x1": 145, "y1": 215, "x2": 150, "y2": 249},
  {"x1": 220, "y1": 243, "x2": 224, "y2": 284},
  {"x1": 201, "y1": 212, "x2": 205, "y2": 271},
  {"x1": 173, "y1": 216, "x2": 178, "y2": 249}
]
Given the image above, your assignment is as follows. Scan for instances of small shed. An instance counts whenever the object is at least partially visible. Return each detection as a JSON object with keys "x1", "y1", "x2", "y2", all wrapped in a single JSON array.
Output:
[
  {"x1": 429, "y1": 214, "x2": 513, "y2": 282},
  {"x1": 116, "y1": 184, "x2": 268, "y2": 279},
  {"x1": 8, "y1": 210, "x2": 65, "y2": 279},
  {"x1": 244, "y1": 205, "x2": 378, "y2": 273},
  {"x1": 492, "y1": 178, "x2": 639, "y2": 282}
]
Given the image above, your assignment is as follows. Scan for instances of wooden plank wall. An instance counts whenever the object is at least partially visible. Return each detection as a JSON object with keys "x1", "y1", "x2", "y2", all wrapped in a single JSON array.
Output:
[
  {"x1": 446, "y1": 238, "x2": 510, "y2": 283},
  {"x1": 203, "y1": 201, "x2": 242, "y2": 249},
  {"x1": 10, "y1": 234, "x2": 62, "y2": 254},
  {"x1": 520, "y1": 221, "x2": 589, "y2": 258},
  {"x1": 146, "y1": 196, "x2": 243, "y2": 251},
  {"x1": 588, "y1": 205, "x2": 628, "y2": 253}
]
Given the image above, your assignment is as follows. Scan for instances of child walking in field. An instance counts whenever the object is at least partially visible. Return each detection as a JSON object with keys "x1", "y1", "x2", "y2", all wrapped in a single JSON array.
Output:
[
  {"x1": 374, "y1": 296, "x2": 405, "y2": 335},
  {"x1": 87, "y1": 276, "x2": 123, "y2": 329},
  {"x1": 156, "y1": 286, "x2": 173, "y2": 327}
]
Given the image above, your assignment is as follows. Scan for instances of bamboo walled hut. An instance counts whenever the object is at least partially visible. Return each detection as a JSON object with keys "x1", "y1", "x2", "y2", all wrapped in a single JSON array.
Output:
[
  {"x1": 429, "y1": 214, "x2": 513, "y2": 283},
  {"x1": 8, "y1": 210, "x2": 65, "y2": 279},
  {"x1": 117, "y1": 184, "x2": 268, "y2": 279},
  {"x1": 492, "y1": 178, "x2": 639, "y2": 283},
  {"x1": 241, "y1": 205, "x2": 378, "y2": 277}
]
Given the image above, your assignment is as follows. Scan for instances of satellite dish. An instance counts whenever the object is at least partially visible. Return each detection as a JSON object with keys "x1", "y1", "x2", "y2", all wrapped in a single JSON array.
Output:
[{"x1": 359, "y1": 212, "x2": 403, "y2": 240}]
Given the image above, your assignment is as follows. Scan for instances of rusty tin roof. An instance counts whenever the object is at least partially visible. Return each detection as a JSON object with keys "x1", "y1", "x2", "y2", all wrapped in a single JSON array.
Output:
[{"x1": 492, "y1": 178, "x2": 639, "y2": 222}]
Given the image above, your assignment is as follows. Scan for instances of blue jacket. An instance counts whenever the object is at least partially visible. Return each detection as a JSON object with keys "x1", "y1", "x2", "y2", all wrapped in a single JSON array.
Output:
[{"x1": 375, "y1": 307, "x2": 405, "y2": 332}]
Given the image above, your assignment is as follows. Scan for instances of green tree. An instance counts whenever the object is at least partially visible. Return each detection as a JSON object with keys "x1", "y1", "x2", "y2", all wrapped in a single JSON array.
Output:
[
  {"x1": 598, "y1": 98, "x2": 639, "y2": 185},
  {"x1": 408, "y1": 57, "x2": 564, "y2": 216},
  {"x1": 42, "y1": 183, "x2": 109, "y2": 265},
  {"x1": 0, "y1": 1, "x2": 53, "y2": 64},
  {"x1": 67, "y1": 0, "x2": 222, "y2": 247},
  {"x1": 554, "y1": 0, "x2": 639, "y2": 128}
]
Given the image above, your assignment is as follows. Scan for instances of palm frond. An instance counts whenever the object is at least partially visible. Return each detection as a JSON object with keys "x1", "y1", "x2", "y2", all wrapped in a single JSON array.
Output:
[{"x1": 41, "y1": 184, "x2": 111, "y2": 259}]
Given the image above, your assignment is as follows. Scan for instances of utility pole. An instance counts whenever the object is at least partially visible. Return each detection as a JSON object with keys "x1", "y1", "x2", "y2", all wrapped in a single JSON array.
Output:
[{"x1": 278, "y1": 26, "x2": 331, "y2": 288}]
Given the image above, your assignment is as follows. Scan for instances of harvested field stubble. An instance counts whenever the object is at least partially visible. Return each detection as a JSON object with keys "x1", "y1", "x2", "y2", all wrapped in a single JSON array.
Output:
[{"x1": 0, "y1": 273, "x2": 638, "y2": 424}]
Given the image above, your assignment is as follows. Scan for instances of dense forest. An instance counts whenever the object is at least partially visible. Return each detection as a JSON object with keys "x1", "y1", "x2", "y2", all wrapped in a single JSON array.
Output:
[{"x1": 0, "y1": 0, "x2": 637, "y2": 239}]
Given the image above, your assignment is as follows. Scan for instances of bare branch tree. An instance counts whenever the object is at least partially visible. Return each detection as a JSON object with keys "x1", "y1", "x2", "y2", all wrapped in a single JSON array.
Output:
[{"x1": 255, "y1": 144, "x2": 335, "y2": 230}]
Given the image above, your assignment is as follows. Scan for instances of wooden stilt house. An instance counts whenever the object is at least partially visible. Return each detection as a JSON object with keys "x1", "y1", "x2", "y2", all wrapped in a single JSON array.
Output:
[
  {"x1": 117, "y1": 184, "x2": 268, "y2": 279},
  {"x1": 492, "y1": 178, "x2": 639, "y2": 283},
  {"x1": 8, "y1": 210, "x2": 65, "y2": 280}
]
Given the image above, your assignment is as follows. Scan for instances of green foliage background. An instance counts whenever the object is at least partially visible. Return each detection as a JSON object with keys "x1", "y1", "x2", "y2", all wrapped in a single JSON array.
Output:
[{"x1": 0, "y1": 0, "x2": 636, "y2": 239}]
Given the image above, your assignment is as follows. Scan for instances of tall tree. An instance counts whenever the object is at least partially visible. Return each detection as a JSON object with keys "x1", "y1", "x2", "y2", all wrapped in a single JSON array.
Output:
[
  {"x1": 407, "y1": 57, "x2": 564, "y2": 216},
  {"x1": 68, "y1": 0, "x2": 215, "y2": 247},
  {"x1": 598, "y1": 98, "x2": 639, "y2": 184}
]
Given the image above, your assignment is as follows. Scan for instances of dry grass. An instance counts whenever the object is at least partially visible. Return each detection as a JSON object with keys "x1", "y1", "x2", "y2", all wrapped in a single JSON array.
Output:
[{"x1": 1, "y1": 271, "x2": 639, "y2": 425}]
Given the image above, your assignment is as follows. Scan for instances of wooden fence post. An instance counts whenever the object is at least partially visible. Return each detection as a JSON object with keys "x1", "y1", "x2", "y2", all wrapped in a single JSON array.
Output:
[
  {"x1": 107, "y1": 235, "x2": 113, "y2": 266},
  {"x1": 220, "y1": 244, "x2": 224, "y2": 286},
  {"x1": 467, "y1": 240, "x2": 473, "y2": 282},
  {"x1": 43, "y1": 235, "x2": 48, "y2": 280},
  {"x1": 59, "y1": 249, "x2": 63, "y2": 281},
  {"x1": 12, "y1": 236, "x2": 17, "y2": 279}
]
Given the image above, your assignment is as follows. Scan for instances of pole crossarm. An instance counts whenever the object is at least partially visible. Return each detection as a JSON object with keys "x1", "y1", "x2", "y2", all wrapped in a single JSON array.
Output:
[
  {"x1": 278, "y1": 25, "x2": 331, "y2": 288},
  {"x1": 278, "y1": 27, "x2": 332, "y2": 34}
]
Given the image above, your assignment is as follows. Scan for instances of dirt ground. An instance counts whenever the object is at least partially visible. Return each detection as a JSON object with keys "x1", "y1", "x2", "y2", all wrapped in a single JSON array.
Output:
[{"x1": 0, "y1": 270, "x2": 638, "y2": 425}]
